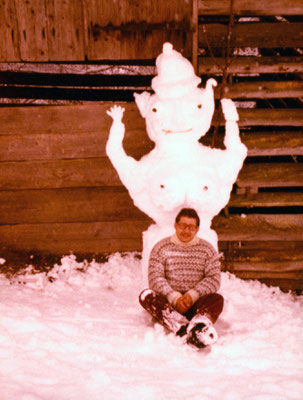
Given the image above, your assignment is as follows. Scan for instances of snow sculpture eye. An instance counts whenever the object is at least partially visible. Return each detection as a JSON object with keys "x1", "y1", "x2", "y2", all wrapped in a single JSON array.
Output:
[
  {"x1": 160, "y1": 184, "x2": 165, "y2": 188},
  {"x1": 152, "y1": 107, "x2": 157, "y2": 112},
  {"x1": 203, "y1": 186, "x2": 208, "y2": 191},
  {"x1": 197, "y1": 104, "x2": 202, "y2": 109}
]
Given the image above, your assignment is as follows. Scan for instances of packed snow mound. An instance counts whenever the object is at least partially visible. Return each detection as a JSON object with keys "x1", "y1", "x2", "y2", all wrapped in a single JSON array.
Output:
[{"x1": 1, "y1": 253, "x2": 302, "y2": 400}]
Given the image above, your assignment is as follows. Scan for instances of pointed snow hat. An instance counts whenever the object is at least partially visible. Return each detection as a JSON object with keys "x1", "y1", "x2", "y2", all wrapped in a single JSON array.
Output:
[{"x1": 151, "y1": 42, "x2": 201, "y2": 99}]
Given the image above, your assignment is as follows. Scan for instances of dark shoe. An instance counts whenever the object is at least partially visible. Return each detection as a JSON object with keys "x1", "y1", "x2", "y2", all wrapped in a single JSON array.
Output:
[
  {"x1": 186, "y1": 315, "x2": 218, "y2": 348},
  {"x1": 176, "y1": 324, "x2": 188, "y2": 337}
]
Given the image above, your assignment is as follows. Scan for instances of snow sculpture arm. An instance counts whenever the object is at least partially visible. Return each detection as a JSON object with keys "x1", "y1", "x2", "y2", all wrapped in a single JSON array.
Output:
[
  {"x1": 106, "y1": 105, "x2": 142, "y2": 192},
  {"x1": 220, "y1": 99, "x2": 247, "y2": 183}
]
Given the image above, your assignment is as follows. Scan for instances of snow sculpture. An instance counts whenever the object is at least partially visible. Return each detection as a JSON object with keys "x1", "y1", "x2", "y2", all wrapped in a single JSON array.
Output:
[{"x1": 106, "y1": 43, "x2": 247, "y2": 280}]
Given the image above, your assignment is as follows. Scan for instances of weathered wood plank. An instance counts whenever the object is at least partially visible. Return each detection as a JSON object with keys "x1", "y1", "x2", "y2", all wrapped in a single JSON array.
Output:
[
  {"x1": 0, "y1": 103, "x2": 144, "y2": 135},
  {"x1": 204, "y1": 130, "x2": 303, "y2": 156},
  {"x1": 0, "y1": 158, "x2": 119, "y2": 190},
  {"x1": 199, "y1": 23, "x2": 303, "y2": 48},
  {"x1": 83, "y1": 0, "x2": 122, "y2": 60},
  {"x1": 238, "y1": 109, "x2": 303, "y2": 127},
  {"x1": 1, "y1": 187, "x2": 302, "y2": 226},
  {"x1": 0, "y1": 187, "x2": 147, "y2": 224},
  {"x1": 0, "y1": 0, "x2": 20, "y2": 61},
  {"x1": 0, "y1": 220, "x2": 150, "y2": 254},
  {"x1": 0, "y1": 104, "x2": 302, "y2": 139},
  {"x1": 220, "y1": 241, "x2": 303, "y2": 251},
  {"x1": 221, "y1": 81, "x2": 303, "y2": 99},
  {"x1": 1, "y1": 128, "x2": 302, "y2": 162},
  {"x1": 45, "y1": 0, "x2": 85, "y2": 61},
  {"x1": 0, "y1": 215, "x2": 302, "y2": 255},
  {"x1": 0, "y1": 159, "x2": 302, "y2": 190},
  {"x1": 1, "y1": 56, "x2": 302, "y2": 75},
  {"x1": 241, "y1": 131, "x2": 303, "y2": 156},
  {"x1": 83, "y1": 0, "x2": 192, "y2": 60},
  {"x1": 14, "y1": 0, "x2": 48, "y2": 61},
  {"x1": 0, "y1": 130, "x2": 153, "y2": 162},
  {"x1": 237, "y1": 163, "x2": 303, "y2": 188},
  {"x1": 225, "y1": 255, "x2": 303, "y2": 271},
  {"x1": 198, "y1": 0, "x2": 303, "y2": 15},
  {"x1": 199, "y1": 57, "x2": 303, "y2": 74},
  {"x1": 229, "y1": 192, "x2": 303, "y2": 208},
  {"x1": 213, "y1": 214, "x2": 303, "y2": 241},
  {"x1": 229, "y1": 270, "x2": 303, "y2": 281},
  {"x1": 223, "y1": 246, "x2": 303, "y2": 271},
  {"x1": 225, "y1": 261, "x2": 303, "y2": 273}
]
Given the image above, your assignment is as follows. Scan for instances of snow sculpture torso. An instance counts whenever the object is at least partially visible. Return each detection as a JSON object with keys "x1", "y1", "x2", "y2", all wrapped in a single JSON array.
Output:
[{"x1": 106, "y1": 43, "x2": 247, "y2": 278}]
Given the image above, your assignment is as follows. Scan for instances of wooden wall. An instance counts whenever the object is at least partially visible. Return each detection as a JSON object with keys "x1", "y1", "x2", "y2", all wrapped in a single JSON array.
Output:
[
  {"x1": 0, "y1": 0, "x2": 193, "y2": 61},
  {"x1": 0, "y1": 0, "x2": 302, "y2": 292}
]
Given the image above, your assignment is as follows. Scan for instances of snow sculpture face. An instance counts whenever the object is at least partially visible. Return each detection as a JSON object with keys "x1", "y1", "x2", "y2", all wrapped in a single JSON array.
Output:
[{"x1": 134, "y1": 43, "x2": 217, "y2": 145}]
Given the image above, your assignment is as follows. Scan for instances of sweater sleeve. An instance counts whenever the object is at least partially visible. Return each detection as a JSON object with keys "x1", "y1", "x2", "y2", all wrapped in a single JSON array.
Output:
[
  {"x1": 148, "y1": 242, "x2": 178, "y2": 300},
  {"x1": 192, "y1": 247, "x2": 221, "y2": 297}
]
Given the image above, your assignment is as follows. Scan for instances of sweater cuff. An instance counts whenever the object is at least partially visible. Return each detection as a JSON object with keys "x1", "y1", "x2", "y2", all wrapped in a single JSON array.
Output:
[
  {"x1": 167, "y1": 291, "x2": 182, "y2": 307},
  {"x1": 186, "y1": 289, "x2": 200, "y2": 304}
]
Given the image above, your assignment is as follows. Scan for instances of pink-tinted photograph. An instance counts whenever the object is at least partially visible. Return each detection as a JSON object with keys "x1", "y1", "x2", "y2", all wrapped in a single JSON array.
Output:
[{"x1": 0, "y1": 1, "x2": 302, "y2": 399}]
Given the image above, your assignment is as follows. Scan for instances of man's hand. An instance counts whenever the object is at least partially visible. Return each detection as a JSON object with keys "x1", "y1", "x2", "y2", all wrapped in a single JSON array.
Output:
[{"x1": 175, "y1": 293, "x2": 193, "y2": 314}]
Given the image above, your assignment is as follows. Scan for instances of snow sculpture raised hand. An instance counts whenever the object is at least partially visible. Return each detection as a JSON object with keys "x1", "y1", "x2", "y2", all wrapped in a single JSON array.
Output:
[{"x1": 106, "y1": 43, "x2": 247, "y2": 253}]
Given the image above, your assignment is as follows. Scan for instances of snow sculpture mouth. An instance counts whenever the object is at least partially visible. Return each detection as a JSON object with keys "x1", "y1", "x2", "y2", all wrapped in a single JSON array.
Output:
[{"x1": 163, "y1": 128, "x2": 193, "y2": 134}]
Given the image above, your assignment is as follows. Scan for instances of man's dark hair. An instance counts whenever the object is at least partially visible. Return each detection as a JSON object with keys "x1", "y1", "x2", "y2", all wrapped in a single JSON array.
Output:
[{"x1": 175, "y1": 208, "x2": 200, "y2": 227}]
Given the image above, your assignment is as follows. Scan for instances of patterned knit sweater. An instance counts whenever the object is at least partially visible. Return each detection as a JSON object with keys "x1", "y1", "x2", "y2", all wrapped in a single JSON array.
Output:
[{"x1": 148, "y1": 235, "x2": 221, "y2": 306}]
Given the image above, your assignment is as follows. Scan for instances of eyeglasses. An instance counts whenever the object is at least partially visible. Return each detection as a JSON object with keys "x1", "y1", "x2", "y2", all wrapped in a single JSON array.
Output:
[{"x1": 177, "y1": 223, "x2": 198, "y2": 232}]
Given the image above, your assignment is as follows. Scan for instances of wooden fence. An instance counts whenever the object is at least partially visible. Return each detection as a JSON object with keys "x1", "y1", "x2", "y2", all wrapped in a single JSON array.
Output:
[{"x1": 0, "y1": 0, "x2": 302, "y2": 292}]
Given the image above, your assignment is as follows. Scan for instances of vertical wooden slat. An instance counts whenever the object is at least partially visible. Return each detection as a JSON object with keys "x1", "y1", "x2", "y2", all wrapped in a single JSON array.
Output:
[
  {"x1": 15, "y1": 0, "x2": 48, "y2": 61},
  {"x1": 191, "y1": 0, "x2": 198, "y2": 72},
  {"x1": 83, "y1": 0, "x2": 121, "y2": 60},
  {"x1": 45, "y1": 0, "x2": 85, "y2": 61},
  {"x1": 150, "y1": 0, "x2": 192, "y2": 58},
  {"x1": 83, "y1": 0, "x2": 192, "y2": 60},
  {"x1": 0, "y1": 0, "x2": 20, "y2": 61}
]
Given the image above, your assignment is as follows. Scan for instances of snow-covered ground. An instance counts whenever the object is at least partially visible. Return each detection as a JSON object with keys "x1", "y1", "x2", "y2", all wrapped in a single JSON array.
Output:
[{"x1": 1, "y1": 253, "x2": 302, "y2": 400}]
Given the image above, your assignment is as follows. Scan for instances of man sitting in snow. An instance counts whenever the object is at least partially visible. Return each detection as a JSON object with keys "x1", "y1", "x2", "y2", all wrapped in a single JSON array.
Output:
[{"x1": 139, "y1": 208, "x2": 224, "y2": 348}]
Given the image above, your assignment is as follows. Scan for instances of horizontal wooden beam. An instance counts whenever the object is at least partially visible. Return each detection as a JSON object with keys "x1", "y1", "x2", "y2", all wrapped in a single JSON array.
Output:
[
  {"x1": 0, "y1": 103, "x2": 140, "y2": 135},
  {"x1": 238, "y1": 109, "x2": 303, "y2": 126},
  {"x1": 198, "y1": 0, "x2": 303, "y2": 15},
  {"x1": 0, "y1": 214, "x2": 302, "y2": 255},
  {"x1": 204, "y1": 130, "x2": 303, "y2": 156},
  {"x1": 199, "y1": 22, "x2": 303, "y2": 48},
  {"x1": 199, "y1": 56, "x2": 303, "y2": 74},
  {"x1": 1, "y1": 128, "x2": 302, "y2": 163},
  {"x1": 219, "y1": 240, "x2": 303, "y2": 251},
  {"x1": 229, "y1": 192, "x2": 303, "y2": 208},
  {"x1": 0, "y1": 188, "x2": 302, "y2": 227},
  {"x1": 221, "y1": 81, "x2": 303, "y2": 99},
  {"x1": 0, "y1": 104, "x2": 302, "y2": 139},
  {"x1": 0, "y1": 222, "x2": 147, "y2": 255},
  {"x1": 0, "y1": 187, "x2": 147, "y2": 225},
  {"x1": 1, "y1": 56, "x2": 302, "y2": 76},
  {"x1": 213, "y1": 214, "x2": 303, "y2": 241},
  {"x1": 241, "y1": 131, "x2": 303, "y2": 156},
  {"x1": 229, "y1": 270, "x2": 303, "y2": 281},
  {"x1": 237, "y1": 163, "x2": 303, "y2": 188},
  {"x1": 1, "y1": 159, "x2": 302, "y2": 190},
  {"x1": 225, "y1": 260, "x2": 303, "y2": 273},
  {"x1": 0, "y1": 158, "x2": 119, "y2": 190}
]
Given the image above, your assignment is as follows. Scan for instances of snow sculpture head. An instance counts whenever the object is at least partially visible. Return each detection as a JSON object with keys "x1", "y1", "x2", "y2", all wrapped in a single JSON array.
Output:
[{"x1": 134, "y1": 43, "x2": 217, "y2": 145}]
